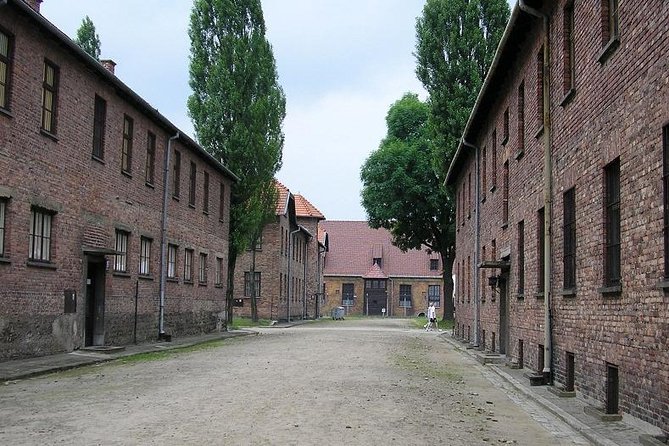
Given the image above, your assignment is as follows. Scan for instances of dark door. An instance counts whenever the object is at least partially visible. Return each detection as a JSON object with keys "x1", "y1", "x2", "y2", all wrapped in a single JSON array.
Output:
[
  {"x1": 85, "y1": 258, "x2": 106, "y2": 346},
  {"x1": 498, "y1": 272, "x2": 509, "y2": 354},
  {"x1": 364, "y1": 279, "x2": 387, "y2": 316}
]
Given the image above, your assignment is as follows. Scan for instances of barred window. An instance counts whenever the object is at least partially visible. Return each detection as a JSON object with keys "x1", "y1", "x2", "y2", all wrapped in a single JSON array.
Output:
[
  {"x1": 167, "y1": 244, "x2": 177, "y2": 279},
  {"x1": 399, "y1": 284, "x2": 412, "y2": 308},
  {"x1": 517, "y1": 81, "x2": 525, "y2": 154},
  {"x1": 41, "y1": 60, "x2": 58, "y2": 133},
  {"x1": 503, "y1": 161, "x2": 509, "y2": 224},
  {"x1": 0, "y1": 199, "x2": 6, "y2": 256},
  {"x1": 491, "y1": 129, "x2": 498, "y2": 189},
  {"x1": 139, "y1": 237, "x2": 151, "y2": 275},
  {"x1": 215, "y1": 257, "x2": 223, "y2": 286},
  {"x1": 604, "y1": 159, "x2": 621, "y2": 287},
  {"x1": 121, "y1": 115, "x2": 134, "y2": 174},
  {"x1": 563, "y1": 188, "x2": 576, "y2": 289},
  {"x1": 172, "y1": 150, "x2": 181, "y2": 198},
  {"x1": 0, "y1": 29, "x2": 12, "y2": 110},
  {"x1": 537, "y1": 46, "x2": 544, "y2": 125},
  {"x1": 664, "y1": 126, "x2": 669, "y2": 279},
  {"x1": 145, "y1": 131, "x2": 156, "y2": 185},
  {"x1": 29, "y1": 208, "x2": 53, "y2": 262},
  {"x1": 428, "y1": 285, "x2": 440, "y2": 307},
  {"x1": 92, "y1": 95, "x2": 106, "y2": 159},
  {"x1": 342, "y1": 283, "x2": 354, "y2": 306},
  {"x1": 199, "y1": 253, "x2": 207, "y2": 284},
  {"x1": 189, "y1": 161, "x2": 196, "y2": 206},
  {"x1": 244, "y1": 272, "x2": 261, "y2": 297},
  {"x1": 518, "y1": 220, "x2": 525, "y2": 295},
  {"x1": 114, "y1": 230, "x2": 128, "y2": 272},
  {"x1": 563, "y1": 4, "x2": 575, "y2": 94},
  {"x1": 537, "y1": 208, "x2": 545, "y2": 293},
  {"x1": 184, "y1": 249, "x2": 194, "y2": 282},
  {"x1": 203, "y1": 171, "x2": 210, "y2": 214}
]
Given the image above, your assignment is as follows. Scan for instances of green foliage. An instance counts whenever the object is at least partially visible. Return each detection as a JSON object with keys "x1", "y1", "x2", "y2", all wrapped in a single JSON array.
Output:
[
  {"x1": 74, "y1": 16, "x2": 101, "y2": 60},
  {"x1": 415, "y1": 0, "x2": 509, "y2": 174},
  {"x1": 187, "y1": 0, "x2": 286, "y2": 323}
]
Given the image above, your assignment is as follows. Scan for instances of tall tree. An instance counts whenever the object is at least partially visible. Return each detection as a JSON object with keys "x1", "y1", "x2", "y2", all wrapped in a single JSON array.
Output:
[
  {"x1": 361, "y1": 93, "x2": 455, "y2": 318},
  {"x1": 188, "y1": 0, "x2": 286, "y2": 326},
  {"x1": 74, "y1": 16, "x2": 101, "y2": 60}
]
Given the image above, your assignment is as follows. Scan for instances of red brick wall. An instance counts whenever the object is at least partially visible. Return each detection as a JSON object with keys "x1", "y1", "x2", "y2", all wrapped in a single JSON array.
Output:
[
  {"x1": 0, "y1": 4, "x2": 233, "y2": 359},
  {"x1": 452, "y1": 1, "x2": 669, "y2": 430}
]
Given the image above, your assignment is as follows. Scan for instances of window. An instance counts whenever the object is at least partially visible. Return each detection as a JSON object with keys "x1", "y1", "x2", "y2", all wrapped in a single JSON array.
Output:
[
  {"x1": 502, "y1": 161, "x2": 509, "y2": 225},
  {"x1": 184, "y1": 248, "x2": 194, "y2": 282},
  {"x1": 537, "y1": 46, "x2": 544, "y2": 125},
  {"x1": 29, "y1": 208, "x2": 53, "y2": 262},
  {"x1": 563, "y1": 4, "x2": 575, "y2": 95},
  {"x1": 244, "y1": 272, "x2": 261, "y2": 297},
  {"x1": 219, "y1": 182, "x2": 225, "y2": 221},
  {"x1": 518, "y1": 221, "x2": 525, "y2": 295},
  {"x1": 372, "y1": 257, "x2": 382, "y2": 267},
  {"x1": 215, "y1": 257, "x2": 223, "y2": 286},
  {"x1": 41, "y1": 60, "x2": 58, "y2": 134},
  {"x1": 664, "y1": 126, "x2": 669, "y2": 279},
  {"x1": 139, "y1": 237, "x2": 152, "y2": 275},
  {"x1": 172, "y1": 150, "x2": 181, "y2": 198},
  {"x1": 502, "y1": 109, "x2": 509, "y2": 144},
  {"x1": 199, "y1": 253, "x2": 207, "y2": 284},
  {"x1": 145, "y1": 131, "x2": 156, "y2": 185},
  {"x1": 481, "y1": 246, "x2": 486, "y2": 302},
  {"x1": 491, "y1": 129, "x2": 497, "y2": 189},
  {"x1": 189, "y1": 161, "x2": 196, "y2": 207},
  {"x1": 428, "y1": 285, "x2": 440, "y2": 306},
  {"x1": 537, "y1": 207, "x2": 545, "y2": 294},
  {"x1": 203, "y1": 171, "x2": 210, "y2": 214},
  {"x1": 121, "y1": 115, "x2": 133, "y2": 174},
  {"x1": 280, "y1": 228, "x2": 284, "y2": 256},
  {"x1": 467, "y1": 256, "x2": 471, "y2": 303},
  {"x1": 563, "y1": 188, "x2": 576, "y2": 290},
  {"x1": 92, "y1": 95, "x2": 106, "y2": 160},
  {"x1": 604, "y1": 159, "x2": 621, "y2": 287},
  {"x1": 517, "y1": 81, "x2": 525, "y2": 155},
  {"x1": 0, "y1": 199, "x2": 6, "y2": 256},
  {"x1": 399, "y1": 284, "x2": 412, "y2": 308},
  {"x1": 601, "y1": 0, "x2": 619, "y2": 46},
  {"x1": 342, "y1": 283, "x2": 354, "y2": 306},
  {"x1": 430, "y1": 259, "x2": 439, "y2": 271},
  {"x1": 167, "y1": 244, "x2": 178, "y2": 279},
  {"x1": 114, "y1": 230, "x2": 129, "y2": 272},
  {"x1": 467, "y1": 172, "x2": 471, "y2": 219},
  {"x1": 0, "y1": 29, "x2": 13, "y2": 111},
  {"x1": 481, "y1": 145, "x2": 487, "y2": 198}
]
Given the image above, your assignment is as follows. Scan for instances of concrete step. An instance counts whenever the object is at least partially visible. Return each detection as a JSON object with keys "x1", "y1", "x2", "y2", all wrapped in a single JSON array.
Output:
[{"x1": 80, "y1": 346, "x2": 126, "y2": 354}]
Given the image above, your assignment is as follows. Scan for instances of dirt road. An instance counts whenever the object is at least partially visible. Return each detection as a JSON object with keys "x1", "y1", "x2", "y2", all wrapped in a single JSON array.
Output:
[{"x1": 0, "y1": 318, "x2": 589, "y2": 445}]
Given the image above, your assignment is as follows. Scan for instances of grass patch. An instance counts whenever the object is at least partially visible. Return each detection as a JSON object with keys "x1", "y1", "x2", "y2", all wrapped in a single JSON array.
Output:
[
  {"x1": 411, "y1": 317, "x2": 454, "y2": 331},
  {"x1": 228, "y1": 317, "x2": 272, "y2": 330}
]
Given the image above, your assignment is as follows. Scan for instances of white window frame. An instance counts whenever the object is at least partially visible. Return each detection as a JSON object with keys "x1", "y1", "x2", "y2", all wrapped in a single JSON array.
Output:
[
  {"x1": 0, "y1": 199, "x2": 5, "y2": 256},
  {"x1": 184, "y1": 249, "x2": 193, "y2": 282},
  {"x1": 167, "y1": 244, "x2": 177, "y2": 279},
  {"x1": 139, "y1": 236, "x2": 151, "y2": 275},
  {"x1": 199, "y1": 252, "x2": 207, "y2": 284},
  {"x1": 29, "y1": 208, "x2": 52, "y2": 262},
  {"x1": 114, "y1": 230, "x2": 128, "y2": 272}
]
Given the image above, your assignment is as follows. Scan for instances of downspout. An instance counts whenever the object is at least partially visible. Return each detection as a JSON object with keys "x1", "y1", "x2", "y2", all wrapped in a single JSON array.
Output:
[
  {"x1": 303, "y1": 240, "x2": 307, "y2": 319},
  {"x1": 159, "y1": 132, "x2": 179, "y2": 338},
  {"x1": 462, "y1": 138, "x2": 480, "y2": 347},
  {"x1": 287, "y1": 227, "x2": 300, "y2": 322},
  {"x1": 519, "y1": 0, "x2": 552, "y2": 383},
  {"x1": 317, "y1": 244, "x2": 326, "y2": 318}
]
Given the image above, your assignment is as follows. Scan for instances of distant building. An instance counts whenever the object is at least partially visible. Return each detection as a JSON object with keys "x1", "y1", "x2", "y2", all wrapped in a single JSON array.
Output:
[
  {"x1": 321, "y1": 221, "x2": 442, "y2": 317},
  {"x1": 0, "y1": 0, "x2": 237, "y2": 360},
  {"x1": 233, "y1": 181, "x2": 326, "y2": 321},
  {"x1": 445, "y1": 1, "x2": 668, "y2": 432}
]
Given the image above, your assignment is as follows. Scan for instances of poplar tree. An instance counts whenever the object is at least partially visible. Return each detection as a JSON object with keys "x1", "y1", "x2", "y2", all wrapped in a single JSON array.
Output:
[
  {"x1": 74, "y1": 16, "x2": 101, "y2": 60},
  {"x1": 188, "y1": 0, "x2": 285, "y2": 325}
]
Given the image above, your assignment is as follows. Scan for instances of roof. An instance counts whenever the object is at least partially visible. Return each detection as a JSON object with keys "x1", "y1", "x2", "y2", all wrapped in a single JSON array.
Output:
[
  {"x1": 6, "y1": 0, "x2": 238, "y2": 183},
  {"x1": 294, "y1": 194, "x2": 325, "y2": 219},
  {"x1": 321, "y1": 221, "x2": 442, "y2": 278},
  {"x1": 362, "y1": 263, "x2": 388, "y2": 279},
  {"x1": 274, "y1": 180, "x2": 291, "y2": 216},
  {"x1": 445, "y1": 2, "x2": 538, "y2": 185}
]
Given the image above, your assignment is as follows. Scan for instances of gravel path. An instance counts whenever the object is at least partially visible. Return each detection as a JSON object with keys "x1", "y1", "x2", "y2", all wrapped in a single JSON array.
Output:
[{"x1": 0, "y1": 318, "x2": 589, "y2": 445}]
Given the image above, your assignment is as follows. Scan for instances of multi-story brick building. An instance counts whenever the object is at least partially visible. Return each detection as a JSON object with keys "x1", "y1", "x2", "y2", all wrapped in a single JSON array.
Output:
[
  {"x1": 321, "y1": 221, "x2": 443, "y2": 317},
  {"x1": 233, "y1": 181, "x2": 326, "y2": 321},
  {"x1": 0, "y1": 0, "x2": 237, "y2": 360},
  {"x1": 446, "y1": 0, "x2": 668, "y2": 432}
]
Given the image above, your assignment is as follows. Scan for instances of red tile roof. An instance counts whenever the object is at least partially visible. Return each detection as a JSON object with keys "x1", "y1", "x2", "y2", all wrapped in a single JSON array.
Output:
[
  {"x1": 322, "y1": 221, "x2": 442, "y2": 278},
  {"x1": 362, "y1": 263, "x2": 388, "y2": 279},
  {"x1": 295, "y1": 194, "x2": 325, "y2": 219},
  {"x1": 274, "y1": 180, "x2": 291, "y2": 215}
]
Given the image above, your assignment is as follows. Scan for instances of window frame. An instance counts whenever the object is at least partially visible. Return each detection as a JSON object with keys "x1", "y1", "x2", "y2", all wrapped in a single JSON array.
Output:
[
  {"x1": 537, "y1": 207, "x2": 545, "y2": 294},
  {"x1": 563, "y1": 3, "x2": 575, "y2": 96},
  {"x1": 215, "y1": 256, "x2": 223, "y2": 286},
  {"x1": 29, "y1": 207, "x2": 53, "y2": 262},
  {"x1": 139, "y1": 236, "x2": 152, "y2": 276},
  {"x1": 203, "y1": 171, "x2": 210, "y2": 214},
  {"x1": 664, "y1": 126, "x2": 669, "y2": 279},
  {"x1": 399, "y1": 284, "x2": 412, "y2": 308},
  {"x1": 92, "y1": 95, "x2": 107, "y2": 160},
  {"x1": 0, "y1": 27, "x2": 13, "y2": 112},
  {"x1": 145, "y1": 131, "x2": 156, "y2": 186},
  {"x1": 199, "y1": 252, "x2": 208, "y2": 284},
  {"x1": 429, "y1": 258, "x2": 439, "y2": 271},
  {"x1": 342, "y1": 283, "x2": 354, "y2": 306},
  {"x1": 244, "y1": 271, "x2": 261, "y2": 297},
  {"x1": 189, "y1": 161, "x2": 197, "y2": 207},
  {"x1": 167, "y1": 243, "x2": 178, "y2": 279},
  {"x1": 0, "y1": 199, "x2": 6, "y2": 257},
  {"x1": 114, "y1": 230, "x2": 129, "y2": 273},
  {"x1": 502, "y1": 160, "x2": 509, "y2": 225},
  {"x1": 563, "y1": 188, "x2": 576, "y2": 290},
  {"x1": 517, "y1": 220, "x2": 525, "y2": 296},
  {"x1": 41, "y1": 59, "x2": 59, "y2": 134},
  {"x1": 121, "y1": 114, "x2": 134, "y2": 174},
  {"x1": 172, "y1": 150, "x2": 181, "y2": 198},
  {"x1": 491, "y1": 129, "x2": 497, "y2": 190},
  {"x1": 184, "y1": 248, "x2": 194, "y2": 283},
  {"x1": 428, "y1": 285, "x2": 440, "y2": 307},
  {"x1": 604, "y1": 159, "x2": 621, "y2": 288}
]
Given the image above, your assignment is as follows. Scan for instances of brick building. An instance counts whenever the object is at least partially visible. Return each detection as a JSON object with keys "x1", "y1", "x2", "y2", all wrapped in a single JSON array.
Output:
[
  {"x1": 233, "y1": 181, "x2": 326, "y2": 321},
  {"x1": 446, "y1": 0, "x2": 668, "y2": 432},
  {"x1": 321, "y1": 221, "x2": 442, "y2": 317},
  {"x1": 0, "y1": 0, "x2": 237, "y2": 360}
]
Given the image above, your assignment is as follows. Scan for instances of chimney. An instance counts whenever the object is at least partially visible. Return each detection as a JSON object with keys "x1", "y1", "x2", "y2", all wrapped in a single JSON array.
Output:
[
  {"x1": 100, "y1": 59, "x2": 116, "y2": 75},
  {"x1": 23, "y1": 0, "x2": 42, "y2": 13}
]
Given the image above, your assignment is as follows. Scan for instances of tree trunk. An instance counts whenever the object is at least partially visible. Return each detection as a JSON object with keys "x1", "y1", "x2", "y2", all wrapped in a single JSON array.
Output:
[
  {"x1": 441, "y1": 251, "x2": 455, "y2": 321},
  {"x1": 226, "y1": 251, "x2": 238, "y2": 327}
]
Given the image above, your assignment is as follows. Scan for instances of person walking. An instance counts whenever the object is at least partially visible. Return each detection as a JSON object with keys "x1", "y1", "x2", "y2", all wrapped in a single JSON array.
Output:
[{"x1": 426, "y1": 303, "x2": 437, "y2": 331}]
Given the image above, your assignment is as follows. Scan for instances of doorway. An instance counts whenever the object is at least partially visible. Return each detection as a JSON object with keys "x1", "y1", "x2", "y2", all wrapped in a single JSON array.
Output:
[
  {"x1": 85, "y1": 256, "x2": 106, "y2": 346},
  {"x1": 364, "y1": 279, "x2": 387, "y2": 315},
  {"x1": 498, "y1": 272, "x2": 509, "y2": 355}
]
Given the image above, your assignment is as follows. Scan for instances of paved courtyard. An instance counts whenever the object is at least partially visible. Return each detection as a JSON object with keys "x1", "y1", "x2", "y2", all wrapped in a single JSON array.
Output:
[{"x1": 0, "y1": 319, "x2": 590, "y2": 445}]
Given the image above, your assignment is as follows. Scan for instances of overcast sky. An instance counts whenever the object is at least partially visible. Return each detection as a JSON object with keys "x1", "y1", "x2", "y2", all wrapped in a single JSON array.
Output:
[{"x1": 41, "y1": 0, "x2": 513, "y2": 222}]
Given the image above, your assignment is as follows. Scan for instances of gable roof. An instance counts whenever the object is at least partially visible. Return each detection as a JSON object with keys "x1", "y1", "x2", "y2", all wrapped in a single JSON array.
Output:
[
  {"x1": 274, "y1": 180, "x2": 291, "y2": 216},
  {"x1": 295, "y1": 194, "x2": 325, "y2": 219},
  {"x1": 321, "y1": 221, "x2": 441, "y2": 278}
]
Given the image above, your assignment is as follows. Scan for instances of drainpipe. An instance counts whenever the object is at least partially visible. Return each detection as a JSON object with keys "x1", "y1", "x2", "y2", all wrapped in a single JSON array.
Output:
[
  {"x1": 287, "y1": 227, "x2": 300, "y2": 322},
  {"x1": 159, "y1": 132, "x2": 179, "y2": 338},
  {"x1": 519, "y1": 0, "x2": 552, "y2": 383},
  {"x1": 303, "y1": 240, "x2": 307, "y2": 319},
  {"x1": 317, "y1": 243, "x2": 326, "y2": 318},
  {"x1": 462, "y1": 138, "x2": 480, "y2": 348}
]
